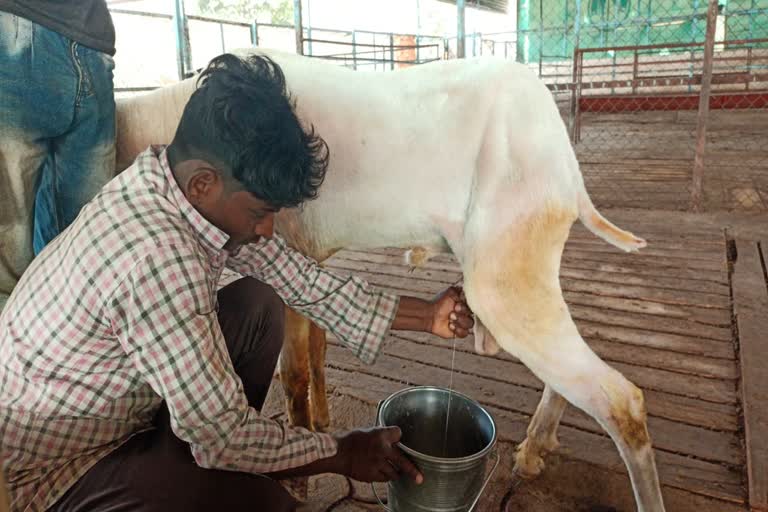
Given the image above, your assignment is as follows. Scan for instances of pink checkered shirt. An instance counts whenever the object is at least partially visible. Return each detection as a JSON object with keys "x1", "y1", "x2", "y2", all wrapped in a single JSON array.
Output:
[{"x1": 0, "y1": 146, "x2": 398, "y2": 512}]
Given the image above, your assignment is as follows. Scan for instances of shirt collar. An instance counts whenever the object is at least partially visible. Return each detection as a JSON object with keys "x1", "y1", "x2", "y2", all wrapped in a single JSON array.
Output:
[{"x1": 153, "y1": 145, "x2": 231, "y2": 253}]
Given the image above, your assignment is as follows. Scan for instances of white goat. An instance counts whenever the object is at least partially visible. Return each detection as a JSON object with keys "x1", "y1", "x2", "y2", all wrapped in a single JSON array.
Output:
[{"x1": 115, "y1": 48, "x2": 665, "y2": 512}]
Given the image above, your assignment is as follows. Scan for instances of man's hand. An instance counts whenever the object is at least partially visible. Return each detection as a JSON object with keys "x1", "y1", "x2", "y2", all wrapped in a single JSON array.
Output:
[
  {"x1": 333, "y1": 427, "x2": 423, "y2": 484},
  {"x1": 429, "y1": 287, "x2": 474, "y2": 339}
]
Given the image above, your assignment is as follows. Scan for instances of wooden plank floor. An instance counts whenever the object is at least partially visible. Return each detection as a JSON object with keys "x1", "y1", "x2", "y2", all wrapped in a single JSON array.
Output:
[
  {"x1": 732, "y1": 239, "x2": 768, "y2": 512},
  {"x1": 277, "y1": 212, "x2": 765, "y2": 512}
]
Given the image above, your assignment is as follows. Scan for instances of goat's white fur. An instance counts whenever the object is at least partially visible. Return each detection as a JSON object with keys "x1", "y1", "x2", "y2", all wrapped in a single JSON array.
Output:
[{"x1": 115, "y1": 48, "x2": 663, "y2": 511}]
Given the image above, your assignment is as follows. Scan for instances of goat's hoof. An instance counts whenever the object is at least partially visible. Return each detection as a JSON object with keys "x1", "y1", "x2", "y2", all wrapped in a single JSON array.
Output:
[{"x1": 513, "y1": 440, "x2": 546, "y2": 480}]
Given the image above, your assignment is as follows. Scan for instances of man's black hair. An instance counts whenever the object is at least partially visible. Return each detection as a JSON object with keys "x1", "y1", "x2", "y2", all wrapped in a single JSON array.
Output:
[{"x1": 169, "y1": 53, "x2": 328, "y2": 209}]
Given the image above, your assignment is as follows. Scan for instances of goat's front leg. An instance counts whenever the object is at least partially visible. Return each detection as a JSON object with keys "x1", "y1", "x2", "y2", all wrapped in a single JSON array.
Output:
[
  {"x1": 280, "y1": 307, "x2": 312, "y2": 429},
  {"x1": 308, "y1": 321, "x2": 330, "y2": 432},
  {"x1": 514, "y1": 385, "x2": 567, "y2": 479}
]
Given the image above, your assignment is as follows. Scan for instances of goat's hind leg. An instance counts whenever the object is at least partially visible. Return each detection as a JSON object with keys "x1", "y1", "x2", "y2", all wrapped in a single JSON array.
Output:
[
  {"x1": 463, "y1": 208, "x2": 665, "y2": 512},
  {"x1": 527, "y1": 341, "x2": 666, "y2": 512}
]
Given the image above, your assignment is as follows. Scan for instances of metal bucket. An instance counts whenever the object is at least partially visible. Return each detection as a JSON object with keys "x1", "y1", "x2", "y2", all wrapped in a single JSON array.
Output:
[{"x1": 373, "y1": 386, "x2": 498, "y2": 512}]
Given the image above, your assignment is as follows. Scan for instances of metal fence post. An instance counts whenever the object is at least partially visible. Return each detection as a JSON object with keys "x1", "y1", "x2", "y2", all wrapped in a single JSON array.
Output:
[
  {"x1": 690, "y1": 0, "x2": 719, "y2": 212},
  {"x1": 173, "y1": 0, "x2": 192, "y2": 80},
  {"x1": 390, "y1": 33, "x2": 395, "y2": 70},
  {"x1": 250, "y1": 20, "x2": 259, "y2": 46},
  {"x1": 539, "y1": 0, "x2": 544, "y2": 77},
  {"x1": 457, "y1": 0, "x2": 466, "y2": 58},
  {"x1": 293, "y1": 0, "x2": 304, "y2": 55},
  {"x1": 352, "y1": 30, "x2": 357, "y2": 70}
]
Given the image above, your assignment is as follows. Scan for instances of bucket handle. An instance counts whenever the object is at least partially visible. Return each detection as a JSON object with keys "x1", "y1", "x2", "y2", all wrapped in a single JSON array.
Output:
[{"x1": 371, "y1": 401, "x2": 501, "y2": 512}]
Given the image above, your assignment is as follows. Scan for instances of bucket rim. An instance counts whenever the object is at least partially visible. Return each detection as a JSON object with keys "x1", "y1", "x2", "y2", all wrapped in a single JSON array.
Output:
[{"x1": 377, "y1": 385, "x2": 497, "y2": 464}]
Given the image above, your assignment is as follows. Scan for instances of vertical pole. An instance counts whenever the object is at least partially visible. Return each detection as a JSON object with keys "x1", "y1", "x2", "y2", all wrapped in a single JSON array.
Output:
[
  {"x1": 690, "y1": 0, "x2": 719, "y2": 212},
  {"x1": 352, "y1": 30, "x2": 357, "y2": 70},
  {"x1": 518, "y1": 0, "x2": 530, "y2": 62},
  {"x1": 173, "y1": 0, "x2": 192, "y2": 80},
  {"x1": 416, "y1": 0, "x2": 421, "y2": 63},
  {"x1": 306, "y1": 0, "x2": 313, "y2": 56},
  {"x1": 457, "y1": 0, "x2": 466, "y2": 58},
  {"x1": 219, "y1": 23, "x2": 226, "y2": 53},
  {"x1": 632, "y1": 50, "x2": 639, "y2": 93},
  {"x1": 570, "y1": 49, "x2": 581, "y2": 143},
  {"x1": 569, "y1": 0, "x2": 582, "y2": 140},
  {"x1": 390, "y1": 33, "x2": 395, "y2": 70},
  {"x1": 250, "y1": 20, "x2": 259, "y2": 47},
  {"x1": 539, "y1": 0, "x2": 544, "y2": 76},
  {"x1": 573, "y1": 0, "x2": 581, "y2": 50},
  {"x1": 293, "y1": 0, "x2": 304, "y2": 55}
]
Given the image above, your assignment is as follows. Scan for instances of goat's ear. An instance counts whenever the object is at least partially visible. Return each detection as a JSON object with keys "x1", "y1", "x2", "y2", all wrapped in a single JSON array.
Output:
[{"x1": 474, "y1": 321, "x2": 501, "y2": 356}]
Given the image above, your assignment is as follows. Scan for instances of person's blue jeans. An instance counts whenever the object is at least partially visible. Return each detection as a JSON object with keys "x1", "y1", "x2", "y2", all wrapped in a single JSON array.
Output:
[{"x1": 0, "y1": 11, "x2": 115, "y2": 311}]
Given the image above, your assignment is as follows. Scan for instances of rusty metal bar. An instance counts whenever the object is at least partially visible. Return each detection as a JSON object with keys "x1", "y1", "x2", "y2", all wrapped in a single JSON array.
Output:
[
  {"x1": 691, "y1": 0, "x2": 719, "y2": 212},
  {"x1": 632, "y1": 50, "x2": 639, "y2": 94}
]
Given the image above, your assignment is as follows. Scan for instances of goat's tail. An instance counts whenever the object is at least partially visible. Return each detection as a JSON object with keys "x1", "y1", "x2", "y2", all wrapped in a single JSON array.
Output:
[{"x1": 577, "y1": 188, "x2": 647, "y2": 252}]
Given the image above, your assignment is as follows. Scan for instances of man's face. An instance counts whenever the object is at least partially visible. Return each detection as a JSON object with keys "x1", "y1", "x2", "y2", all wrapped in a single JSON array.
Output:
[
  {"x1": 180, "y1": 161, "x2": 280, "y2": 250},
  {"x1": 212, "y1": 189, "x2": 279, "y2": 249}
]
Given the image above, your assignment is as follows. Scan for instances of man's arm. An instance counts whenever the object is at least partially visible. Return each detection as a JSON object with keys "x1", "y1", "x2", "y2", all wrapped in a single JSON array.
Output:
[
  {"x1": 228, "y1": 237, "x2": 474, "y2": 364},
  {"x1": 392, "y1": 288, "x2": 474, "y2": 338},
  {"x1": 110, "y1": 248, "x2": 338, "y2": 475}
]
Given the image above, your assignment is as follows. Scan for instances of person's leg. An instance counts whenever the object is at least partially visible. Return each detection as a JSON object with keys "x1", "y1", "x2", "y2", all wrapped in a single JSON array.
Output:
[
  {"x1": 33, "y1": 43, "x2": 116, "y2": 253},
  {"x1": 216, "y1": 276, "x2": 286, "y2": 410},
  {"x1": 49, "y1": 277, "x2": 294, "y2": 512},
  {"x1": 0, "y1": 12, "x2": 76, "y2": 310},
  {"x1": 50, "y1": 417, "x2": 298, "y2": 512}
]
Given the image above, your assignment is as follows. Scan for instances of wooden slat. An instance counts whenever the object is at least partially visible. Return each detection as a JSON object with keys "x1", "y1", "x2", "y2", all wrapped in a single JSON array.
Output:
[
  {"x1": 732, "y1": 239, "x2": 768, "y2": 512},
  {"x1": 587, "y1": 337, "x2": 738, "y2": 380},
  {"x1": 561, "y1": 267, "x2": 731, "y2": 297},
  {"x1": 328, "y1": 254, "x2": 733, "y2": 326},
  {"x1": 324, "y1": 261, "x2": 736, "y2": 357},
  {"x1": 564, "y1": 239, "x2": 725, "y2": 262},
  {"x1": 563, "y1": 291, "x2": 731, "y2": 327},
  {"x1": 563, "y1": 249, "x2": 725, "y2": 273},
  {"x1": 335, "y1": 249, "x2": 722, "y2": 289},
  {"x1": 350, "y1": 246, "x2": 731, "y2": 284},
  {"x1": 327, "y1": 343, "x2": 741, "y2": 465},
  {"x1": 377, "y1": 332, "x2": 739, "y2": 431},
  {"x1": 561, "y1": 258, "x2": 730, "y2": 287},
  {"x1": 329, "y1": 253, "x2": 731, "y2": 310}
]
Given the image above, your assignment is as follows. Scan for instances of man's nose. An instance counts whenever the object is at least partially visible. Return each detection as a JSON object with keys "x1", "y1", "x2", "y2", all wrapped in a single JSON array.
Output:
[{"x1": 254, "y1": 215, "x2": 274, "y2": 238}]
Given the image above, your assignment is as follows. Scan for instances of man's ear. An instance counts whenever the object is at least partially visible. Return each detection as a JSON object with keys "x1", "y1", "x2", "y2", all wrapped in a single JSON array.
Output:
[{"x1": 186, "y1": 168, "x2": 221, "y2": 206}]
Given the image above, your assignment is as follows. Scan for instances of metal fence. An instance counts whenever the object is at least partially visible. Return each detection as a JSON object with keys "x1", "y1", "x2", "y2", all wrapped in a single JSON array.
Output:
[{"x1": 110, "y1": 1, "x2": 768, "y2": 212}]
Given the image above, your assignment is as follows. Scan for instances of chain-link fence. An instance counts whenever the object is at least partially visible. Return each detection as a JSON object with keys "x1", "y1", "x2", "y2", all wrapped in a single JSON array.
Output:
[{"x1": 701, "y1": 38, "x2": 768, "y2": 210}]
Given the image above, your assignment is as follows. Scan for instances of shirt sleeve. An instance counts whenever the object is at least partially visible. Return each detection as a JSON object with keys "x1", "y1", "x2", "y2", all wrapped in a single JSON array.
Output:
[
  {"x1": 226, "y1": 236, "x2": 399, "y2": 365},
  {"x1": 109, "y1": 246, "x2": 337, "y2": 473}
]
